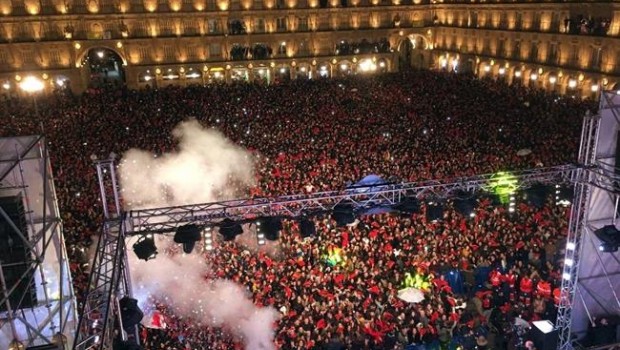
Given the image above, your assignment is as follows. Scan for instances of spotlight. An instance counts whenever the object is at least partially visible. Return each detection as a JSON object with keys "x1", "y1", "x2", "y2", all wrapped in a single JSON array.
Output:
[
  {"x1": 599, "y1": 242, "x2": 618, "y2": 253},
  {"x1": 554, "y1": 184, "x2": 573, "y2": 207},
  {"x1": 508, "y1": 195, "x2": 516, "y2": 213},
  {"x1": 594, "y1": 225, "x2": 620, "y2": 252},
  {"x1": 219, "y1": 218, "x2": 243, "y2": 241},
  {"x1": 133, "y1": 235, "x2": 157, "y2": 261},
  {"x1": 425, "y1": 200, "x2": 444, "y2": 222},
  {"x1": 333, "y1": 203, "x2": 356, "y2": 227},
  {"x1": 453, "y1": 191, "x2": 477, "y2": 217},
  {"x1": 257, "y1": 223, "x2": 266, "y2": 246},
  {"x1": 300, "y1": 218, "x2": 316, "y2": 238},
  {"x1": 257, "y1": 217, "x2": 282, "y2": 241},
  {"x1": 174, "y1": 224, "x2": 202, "y2": 254},
  {"x1": 203, "y1": 227, "x2": 213, "y2": 251}
]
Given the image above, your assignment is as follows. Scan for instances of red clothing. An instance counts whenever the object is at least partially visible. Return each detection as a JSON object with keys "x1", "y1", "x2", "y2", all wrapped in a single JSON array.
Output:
[
  {"x1": 537, "y1": 281, "x2": 552, "y2": 298},
  {"x1": 520, "y1": 277, "x2": 534, "y2": 294},
  {"x1": 490, "y1": 270, "x2": 502, "y2": 287}
]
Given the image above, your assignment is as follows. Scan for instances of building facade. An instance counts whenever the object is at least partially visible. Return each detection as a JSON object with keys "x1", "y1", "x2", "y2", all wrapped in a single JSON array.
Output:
[{"x1": 0, "y1": 0, "x2": 618, "y2": 96}]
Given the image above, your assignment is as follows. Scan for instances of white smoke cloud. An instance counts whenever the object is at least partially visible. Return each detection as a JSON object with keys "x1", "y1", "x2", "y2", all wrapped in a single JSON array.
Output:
[
  {"x1": 129, "y1": 236, "x2": 279, "y2": 350},
  {"x1": 119, "y1": 119, "x2": 255, "y2": 209},
  {"x1": 120, "y1": 120, "x2": 276, "y2": 347}
]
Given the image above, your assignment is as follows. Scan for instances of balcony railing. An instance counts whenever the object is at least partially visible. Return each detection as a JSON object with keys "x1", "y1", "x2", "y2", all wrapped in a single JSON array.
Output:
[{"x1": 435, "y1": 21, "x2": 614, "y2": 38}]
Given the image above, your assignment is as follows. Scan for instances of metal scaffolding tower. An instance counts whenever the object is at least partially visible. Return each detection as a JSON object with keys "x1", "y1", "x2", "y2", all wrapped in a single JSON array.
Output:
[
  {"x1": 556, "y1": 90, "x2": 620, "y2": 350},
  {"x1": 0, "y1": 136, "x2": 77, "y2": 349},
  {"x1": 73, "y1": 160, "x2": 133, "y2": 350}
]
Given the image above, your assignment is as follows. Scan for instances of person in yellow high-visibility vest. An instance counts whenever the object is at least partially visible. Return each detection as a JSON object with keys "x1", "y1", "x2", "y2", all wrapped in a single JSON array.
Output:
[{"x1": 404, "y1": 272, "x2": 416, "y2": 288}]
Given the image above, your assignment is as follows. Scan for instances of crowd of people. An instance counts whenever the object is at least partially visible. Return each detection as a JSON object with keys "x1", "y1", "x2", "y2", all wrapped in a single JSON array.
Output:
[
  {"x1": 0, "y1": 70, "x2": 596, "y2": 349},
  {"x1": 564, "y1": 15, "x2": 611, "y2": 36}
]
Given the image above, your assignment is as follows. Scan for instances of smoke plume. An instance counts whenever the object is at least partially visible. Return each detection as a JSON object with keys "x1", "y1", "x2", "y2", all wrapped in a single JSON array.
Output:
[
  {"x1": 119, "y1": 119, "x2": 255, "y2": 209},
  {"x1": 129, "y1": 237, "x2": 279, "y2": 349}
]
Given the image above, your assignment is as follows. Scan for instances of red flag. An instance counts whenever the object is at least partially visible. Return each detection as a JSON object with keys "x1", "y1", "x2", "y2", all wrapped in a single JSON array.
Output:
[{"x1": 144, "y1": 310, "x2": 167, "y2": 329}]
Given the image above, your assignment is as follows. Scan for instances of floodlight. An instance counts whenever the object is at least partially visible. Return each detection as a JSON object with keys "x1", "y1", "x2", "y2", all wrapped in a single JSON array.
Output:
[
  {"x1": 133, "y1": 236, "x2": 157, "y2": 261},
  {"x1": 219, "y1": 218, "x2": 243, "y2": 241},
  {"x1": 174, "y1": 224, "x2": 202, "y2": 254}
]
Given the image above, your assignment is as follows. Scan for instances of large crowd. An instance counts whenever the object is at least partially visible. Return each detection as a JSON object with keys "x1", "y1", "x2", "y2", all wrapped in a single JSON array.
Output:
[{"x1": 0, "y1": 70, "x2": 597, "y2": 349}]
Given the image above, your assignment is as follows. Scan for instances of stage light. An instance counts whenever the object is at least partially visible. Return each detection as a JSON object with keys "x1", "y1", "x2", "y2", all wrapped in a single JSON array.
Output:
[
  {"x1": 203, "y1": 227, "x2": 213, "y2": 251},
  {"x1": 453, "y1": 191, "x2": 477, "y2": 217},
  {"x1": 257, "y1": 226, "x2": 266, "y2": 246},
  {"x1": 425, "y1": 200, "x2": 444, "y2": 222},
  {"x1": 219, "y1": 218, "x2": 243, "y2": 241},
  {"x1": 257, "y1": 217, "x2": 282, "y2": 241},
  {"x1": 594, "y1": 225, "x2": 620, "y2": 252},
  {"x1": 508, "y1": 195, "x2": 516, "y2": 213},
  {"x1": 133, "y1": 235, "x2": 157, "y2": 261},
  {"x1": 256, "y1": 220, "x2": 265, "y2": 245},
  {"x1": 487, "y1": 171, "x2": 518, "y2": 204},
  {"x1": 555, "y1": 184, "x2": 573, "y2": 207},
  {"x1": 300, "y1": 218, "x2": 316, "y2": 238},
  {"x1": 526, "y1": 183, "x2": 551, "y2": 208},
  {"x1": 174, "y1": 224, "x2": 202, "y2": 254},
  {"x1": 599, "y1": 242, "x2": 618, "y2": 253},
  {"x1": 333, "y1": 203, "x2": 355, "y2": 227}
]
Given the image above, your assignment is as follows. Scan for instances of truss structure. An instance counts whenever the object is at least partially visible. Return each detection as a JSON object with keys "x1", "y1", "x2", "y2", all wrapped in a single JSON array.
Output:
[
  {"x1": 76, "y1": 91, "x2": 620, "y2": 350},
  {"x1": 556, "y1": 90, "x2": 620, "y2": 350},
  {"x1": 73, "y1": 160, "x2": 133, "y2": 350},
  {"x1": 0, "y1": 136, "x2": 77, "y2": 349},
  {"x1": 72, "y1": 160, "x2": 580, "y2": 350},
  {"x1": 125, "y1": 164, "x2": 577, "y2": 235}
]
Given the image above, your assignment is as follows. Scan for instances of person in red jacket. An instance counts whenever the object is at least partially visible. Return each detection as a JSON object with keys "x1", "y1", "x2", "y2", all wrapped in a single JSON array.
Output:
[
  {"x1": 520, "y1": 276, "x2": 534, "y2": 306},
  {"x1": 537, "y1": 280, "x2": 552, "y2": 299},
  {"x1": 490, "y1": 270, "x2": 503, "y2": 288}
]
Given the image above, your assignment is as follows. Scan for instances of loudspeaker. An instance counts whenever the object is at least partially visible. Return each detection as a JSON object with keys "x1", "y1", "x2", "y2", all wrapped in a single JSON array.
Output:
[
  {"x1": 0, "y1": 195, "x2": 37, "y2": 312},
  {"x1": 119, "y1": 297, "x2": 144, "y2": 331},
  {"x1": 530, "y1": 320, "x2": 558, "y2": 350}
]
